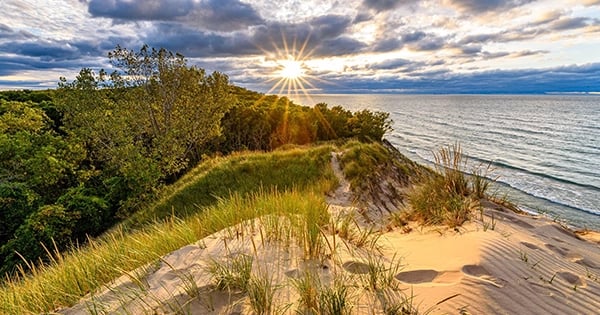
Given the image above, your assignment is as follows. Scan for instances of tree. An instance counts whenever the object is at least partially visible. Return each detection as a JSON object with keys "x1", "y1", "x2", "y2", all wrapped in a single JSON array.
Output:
[
  {"x1": 108, "y1": 45, "x2": 234, "y2": 171},
  {"x1": 57, "y1": 46, "x2": 234, "y2": 212}
]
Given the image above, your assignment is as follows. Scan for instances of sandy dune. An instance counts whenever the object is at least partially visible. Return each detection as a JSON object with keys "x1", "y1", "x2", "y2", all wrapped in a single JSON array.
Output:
[{"x1": 60, "y1": 154, "x2": 600, "y2": 314}]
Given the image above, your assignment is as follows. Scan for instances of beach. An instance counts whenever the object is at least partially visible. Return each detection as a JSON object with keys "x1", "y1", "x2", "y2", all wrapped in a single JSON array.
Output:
[{"x1": 60, "y1": 149, "x2": 600, "y2": 314}]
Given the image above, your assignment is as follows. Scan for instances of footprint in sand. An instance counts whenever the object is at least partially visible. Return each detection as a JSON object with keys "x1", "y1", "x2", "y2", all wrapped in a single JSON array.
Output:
[
  {"x1": 395, "y1": 269, "x2": 461, "y2": 284},
  {"x1": 492, "y1": 211, "x2": 535, "y2": 229},
  {"x1": 342, "y1": 261, "x2": 370, "y2": 274},
  {"x1": 578, "y1": 258, "x2": 600, "y2": 269},
  {"x1": 284, "y1": 269, "x2": 301, "y2": 279},
  {"x1": 520, "y1": 242, "x2": 540, "y2": 250},
  {"x1": 545, "y1": 243, "x2": 586, "y2": 262},
  {"x1": 556, "y1": 271, "x2": 585, "y2": 287},
  {"x1": 544, "y1": 243, "x2": 600, "y2": 270},
  {"x1": 553, "y1": 225, "x2": 583, "y2": 240},
  {"x1": 529, "y1": 283, "x2": 567, "y2": 298},
  {"x1": 461, "y1": 265, "x2": 506, "y2": 288},
  {"x1": 545, "y1": 243, "x2": 570, "y2": 257}
]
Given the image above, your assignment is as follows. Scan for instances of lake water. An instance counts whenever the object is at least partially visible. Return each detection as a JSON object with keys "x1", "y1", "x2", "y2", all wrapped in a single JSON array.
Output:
[{"x1": 291, "y1": 94, "x2": 600, "y2": 230}]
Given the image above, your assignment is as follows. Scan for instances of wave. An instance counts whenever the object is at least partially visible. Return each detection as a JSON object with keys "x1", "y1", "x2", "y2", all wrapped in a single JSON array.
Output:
[
  {"x1": 493, "y1": 180, "x2": 600, "y2": 217},
  {"x1": 488, "y1": 160, "x2": 600, "y2": 192}
]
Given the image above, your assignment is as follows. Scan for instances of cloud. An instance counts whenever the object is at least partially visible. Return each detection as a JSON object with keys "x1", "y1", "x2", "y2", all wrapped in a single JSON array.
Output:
[
  {"x1": 184, "y1": 0, "x2": 265, "y2": 31},
  {"x1": 368, "y1": 58, "x2": 413, "y2": 70},
  {"x1": 0, "y1": 23, "x2": 34, "y2": 40},
  {"x1": 2, "y1": 41, "x2": 81, "y2": 61},
  {"x1": 88, "y1": 0, "x2": 194, "y2": 20},
  {"x1": 144, "y1": 14, "x2": 357, "y2": 58},
  {"x1": 88, "y1": 0, "x2": 264, "y2": 31},
  {"x1": 581, "y1": 0, "x2": 600, "y2": 5},
  {"x1": 362, "y1": 0, "x2": 406, "y2": 12},
  {"x1": 310, "y1": 14, "x2": 353, "y2": 39},
  {"x1": 443, "y1": 0, "x2": 535, "y2": 13},
  {"x1": 549, "y1": 17, "x2": 592, "y2": 31},
  {"x1": 320, "y1": 63, "x2": 600, "y2": 93},
  {"x1": 311, "y1": 37, "x2": 368, "y2": 56},
  {"x1": 372, "y1": 38, "x2": 403, "y2": 52},
  {"x1": 401, "y1": 31, "x2": 427, "y2": 43},
  {"x1": 0, "y1": 55, "x2": 99, "y2": 76}
]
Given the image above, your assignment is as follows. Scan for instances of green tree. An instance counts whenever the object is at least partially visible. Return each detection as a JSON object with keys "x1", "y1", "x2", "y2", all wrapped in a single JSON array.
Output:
[
  {"x1": 57, "y1": 46, "x2": 234, "y2": 212},
  {"x1": 0, "y1": 100, "x2": 84, "y2": 200}
]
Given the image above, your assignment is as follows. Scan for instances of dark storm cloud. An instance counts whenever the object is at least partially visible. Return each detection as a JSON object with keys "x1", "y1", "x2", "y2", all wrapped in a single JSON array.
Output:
[
  {"x1": 445, "y1": 0, "x2": 536, "y2": 13},
  {"x1": 88, "y1": 0, "x2": 195, "y2": 20},
  {"x1": 145, "y1": 25, "x2": 256, "y2": 57},
  {"x1": 0, "y1": 34, "x2": 139, "y2": 62}
]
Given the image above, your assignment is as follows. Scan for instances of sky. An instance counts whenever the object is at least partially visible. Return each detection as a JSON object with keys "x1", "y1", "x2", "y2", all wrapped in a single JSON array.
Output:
[{"x1": 1, "y1": 0, "x2": 600, "y2": 94}]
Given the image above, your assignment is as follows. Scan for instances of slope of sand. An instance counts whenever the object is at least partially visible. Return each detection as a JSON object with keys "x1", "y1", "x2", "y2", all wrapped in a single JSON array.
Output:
[{"x1": 61, "y1": 154, "x2": 600, "y2": 314}]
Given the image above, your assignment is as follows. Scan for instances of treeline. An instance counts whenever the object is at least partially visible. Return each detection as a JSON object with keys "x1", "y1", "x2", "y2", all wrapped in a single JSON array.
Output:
[{"x1": 0, "y1": 45, "x2": 391, "y2": 276}]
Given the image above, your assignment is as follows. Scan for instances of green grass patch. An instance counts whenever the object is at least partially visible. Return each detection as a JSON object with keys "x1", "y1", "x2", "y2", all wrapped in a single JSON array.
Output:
[
  {"x1": 340, "y1": 141, "x2": 392, "y2": 191},
  {"x1": 128, "y1": 145, "x2": 337, "y2": 226}
]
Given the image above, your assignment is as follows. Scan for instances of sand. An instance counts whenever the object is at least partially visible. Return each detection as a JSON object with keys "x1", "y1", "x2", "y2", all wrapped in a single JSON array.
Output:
[{"x1": 60, "y1": 154, "x2": 600, "y2": 314}]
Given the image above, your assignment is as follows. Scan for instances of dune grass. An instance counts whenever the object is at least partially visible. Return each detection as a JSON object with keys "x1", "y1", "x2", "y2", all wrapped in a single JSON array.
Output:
[
  {"x1": 0, "y1": 144, "x2": 336, "y2": 314},
  {"x1": 0, "y1": 189, "x2": 329, "y2": 313},
  {"x1": 407, "y1": 144, "x2": 492, "y2": 228}
]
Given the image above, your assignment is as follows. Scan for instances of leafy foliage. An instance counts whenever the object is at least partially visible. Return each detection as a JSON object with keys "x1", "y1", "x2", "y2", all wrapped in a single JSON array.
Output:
[{"x1": 0, "y1": 45, "x2": 393, "y2": 278}]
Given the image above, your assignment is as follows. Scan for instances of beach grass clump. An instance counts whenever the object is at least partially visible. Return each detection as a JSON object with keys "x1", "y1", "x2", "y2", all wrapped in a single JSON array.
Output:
[
  {"x1": 295, "y1": 199, "x2": 330, "y2": 260},
  {"x1": 207, "y1": 254, "x2": 253, "y2": 291},
  {"x1": 407, "y1": 144, "x2": 484, "y2": 227},
  {"x1": 291, "y1": 271, "x2": 321, "y2": 313},
  {"x1": 318, "y1": 278, "x2": 353, "y2": 315},
  {"x1": 246, "y1": 272, "x2": 277, "y2": 315}
]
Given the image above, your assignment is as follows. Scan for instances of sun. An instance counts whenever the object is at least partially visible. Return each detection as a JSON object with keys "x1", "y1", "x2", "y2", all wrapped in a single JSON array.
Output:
[
  {"x1": 256, "y1": 32, "x2": 329, "y2": 101},
  {"x1": 278, "y1": 57, "x2": 304, "y2": 80}
]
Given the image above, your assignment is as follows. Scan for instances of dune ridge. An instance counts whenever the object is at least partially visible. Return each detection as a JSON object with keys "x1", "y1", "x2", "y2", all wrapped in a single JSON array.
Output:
[{"x1": 60, "y1": 149, "x2": 600, "y2": 314}]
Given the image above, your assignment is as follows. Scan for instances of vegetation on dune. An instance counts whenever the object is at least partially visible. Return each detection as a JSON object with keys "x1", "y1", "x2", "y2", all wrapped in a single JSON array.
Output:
[
  {"x1": 406, "y1": 144, "x2": 493, "y2": 228},
  {"x1": 0, "y1": 188, "x2": 328, "y2": 314},
  {"x1": 0, "y1": 44, "x2": 391, "y2": 277},
  {"x1": 130, "y1": 145, "x2": 337, "y2": 226},
  {"x1": 340, "y1": 140, "x2": 421, "y2": 192}
]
